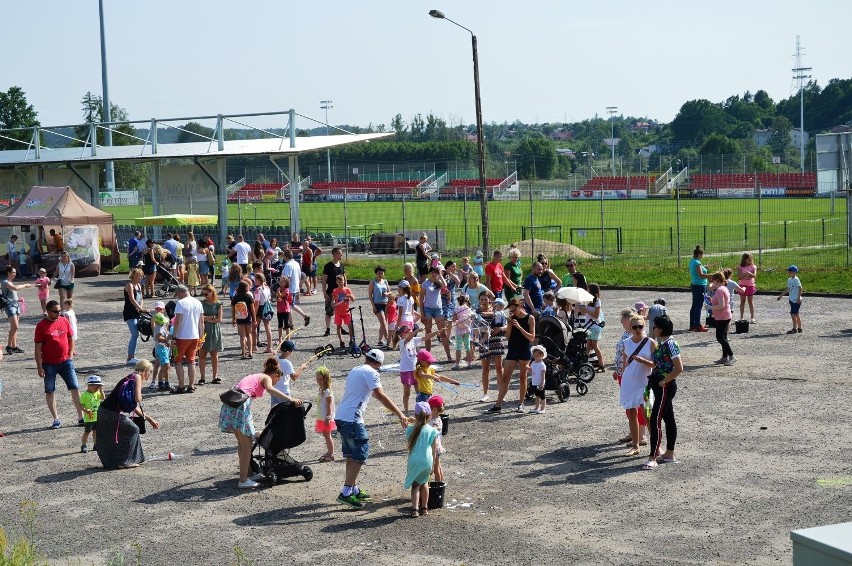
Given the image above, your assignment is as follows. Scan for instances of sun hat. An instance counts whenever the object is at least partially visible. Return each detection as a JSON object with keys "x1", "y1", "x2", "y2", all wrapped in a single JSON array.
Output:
[
  {"x1": 787, "y1": 265, "x2": 799, "y2": 273},
  {"x1": 414, "y1": 401, "x2": 432, "y2": 416},
  {"x1": 475, "y1": 250, "x2": 483, "y2": 258},
  {"x1": 531, "y1": 344, "x2": 547, "y2": 357},
  {"x1": 494, "y1": 297, "x2": 508, "y2": 309},
  {"x1": 154, "y1": 301, "x2": 166, "y2": 310},
  {"x1": 427, "y1": 395, "x2": 445, "y2": 409},
  {"x1": 416, "y1": 349, "x2": 436, "y2": 364},
  {"x1": 398, "y1": 280, "x2": 410, "y2": 288},
  {"x1": 87, "y1": 376, "x2": 103, "y2": 385},
  {"x1": 279, "y1": 340, "x2": 296, "y2": 352},
  {"x1": 364, "y1": 349, "x2": 385, "y2": 364},
  {"x1": 634, "y1": 301, "x2": 647, "y2": 312}
]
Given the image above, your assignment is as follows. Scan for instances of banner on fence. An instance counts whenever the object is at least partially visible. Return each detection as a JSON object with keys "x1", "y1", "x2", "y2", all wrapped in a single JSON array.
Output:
[
  {"x1": 567, "y1": 190, "x2": 647, "y2": 200},
  {"x1": 541, "y1": 191, "x2": 560, "y2": 200},
  {"x1": 717, "y1": 188, "x2": 753, "y2": 198},
  {"x1": 326, "y1": 193, "x2": 368, "y2": 202},
  {"x1": 760, "y1": 187, "x2": 786, "y2": 197},
  {"x1": 494, "y1": 190, "x2": 520, "y2": 201},
  {"x1": 99, "y1": 190, "x2": 139, "y2": 206}
]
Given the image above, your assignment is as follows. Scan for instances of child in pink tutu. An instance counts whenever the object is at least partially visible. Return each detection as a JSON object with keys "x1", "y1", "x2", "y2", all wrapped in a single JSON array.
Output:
[
  {"x1": 314, "y1": 366, "x2": 336, "y2": 462},
  {"x1": 35, "y1": 268, "x2": 51, "y2": 315}
]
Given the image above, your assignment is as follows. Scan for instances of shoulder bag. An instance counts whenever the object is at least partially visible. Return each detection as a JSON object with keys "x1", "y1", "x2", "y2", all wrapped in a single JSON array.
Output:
[{"x1": 220, "y1": 387, "x2": 249, "y2": 408}]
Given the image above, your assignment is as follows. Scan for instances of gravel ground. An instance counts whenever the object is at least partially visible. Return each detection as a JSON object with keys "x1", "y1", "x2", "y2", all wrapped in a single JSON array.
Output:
[{"x1": 0, "y1": 274, "x2": 850, "y2": 565}]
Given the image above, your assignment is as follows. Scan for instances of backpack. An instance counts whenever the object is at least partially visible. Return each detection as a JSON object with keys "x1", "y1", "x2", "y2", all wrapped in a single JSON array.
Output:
[
  {"x1": 0, "y1": 283, "x2": 9, "y2": 310},
  {"x1": 234, "y1": 301, "x2": 249, "y2": 320},
  {"x1": 117, "y1": 375, "x2": 138, "y2": 413},
  {"x1": 260, "y1": 300, "x2": 275, "y2": 321},
  {"x1": 137, "y1": 315, "x2": 153, "y2": 342}
]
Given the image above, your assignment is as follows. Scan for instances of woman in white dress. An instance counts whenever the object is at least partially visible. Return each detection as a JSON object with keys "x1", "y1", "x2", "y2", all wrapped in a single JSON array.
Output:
[{"x1": 619, "y1": 314, "x2": 655, "y2": 456}]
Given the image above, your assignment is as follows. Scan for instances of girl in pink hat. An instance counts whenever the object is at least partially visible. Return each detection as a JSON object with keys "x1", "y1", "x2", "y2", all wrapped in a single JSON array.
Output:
[{"x1": 414, "y1": 349, "x2": 459, "y2": 403}]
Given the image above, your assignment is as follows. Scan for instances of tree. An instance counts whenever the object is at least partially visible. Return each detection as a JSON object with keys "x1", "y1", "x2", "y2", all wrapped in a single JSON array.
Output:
[
  {"x1": 390, "y1": 114, "x2": 406, "y2": 137},
  {"x1": 671, "y1": 99, "x2": 732, "y2": 144},
  {"x1": 515, "y1": 136, "x2": 557, "y2": 180},
  {"x1": 699, "y1": 133, "x2": 741, "y2": 155},
  {"x1": 176, "y1": 121, "x2": 214, "y2": 143},
  {"x1": 0, "y1": 86, "x2": 40, "y2": 151}
]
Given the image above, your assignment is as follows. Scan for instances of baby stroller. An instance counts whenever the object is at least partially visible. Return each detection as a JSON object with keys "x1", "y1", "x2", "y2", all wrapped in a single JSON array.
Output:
[
  {"x1": 154, "y1": 263, "x2": 181, "y2": 298},
  {"x1": 536, "y1": 315, "x2": 596, "y2": 399},
  {"x1": 250, "y1": 401, "x2": 313, "y2": 487}
]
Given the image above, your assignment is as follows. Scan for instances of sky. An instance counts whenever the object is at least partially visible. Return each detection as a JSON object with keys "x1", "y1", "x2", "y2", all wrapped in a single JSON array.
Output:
[{"x1": 3, "y1": 0, "x2": 851, "y2": 132}]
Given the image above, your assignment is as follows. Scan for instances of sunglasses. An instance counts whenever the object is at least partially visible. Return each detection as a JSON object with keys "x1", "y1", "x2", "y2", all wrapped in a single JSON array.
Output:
[
  {"x1": 48, "y1": 309, "x2": 61, "y2": 314},
  {"x1": 632, "y1": 325, "x2": 644, "y2": 330}
]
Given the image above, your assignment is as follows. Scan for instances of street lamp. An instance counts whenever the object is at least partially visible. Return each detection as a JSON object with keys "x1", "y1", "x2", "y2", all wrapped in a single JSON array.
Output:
[
  {"x1": 606, "y1": 106, "x2": 617, "y2": 176},
  {"x1": 98, "y1": 0, "x2": 115, "y2": 191},
  {"x1": 320, "y1": 100, "x2": 333, "y2": 181},
  {"x1": 429, "y1": 9, "x2": 489, "y2": 256}
]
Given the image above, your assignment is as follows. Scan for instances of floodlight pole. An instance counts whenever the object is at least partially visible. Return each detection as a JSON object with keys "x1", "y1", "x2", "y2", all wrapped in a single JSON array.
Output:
[
  {"x1": 429, "y1": 10, "x2": 489, "y2": 257},
  {"x1": 99, "y1": 0, "x2": 115, "y2": 191},
  {"x1": 606, "y1": 106, "x2": 617, "y2": 177},
  {"x1": 321, "y1": 100, "x2": 333, "y2": 181}
]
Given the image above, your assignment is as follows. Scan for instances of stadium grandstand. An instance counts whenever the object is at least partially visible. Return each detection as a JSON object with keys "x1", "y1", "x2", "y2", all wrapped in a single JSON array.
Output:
[{"x1": 227, "y1": 182, "x2": 289, "y2": 203}]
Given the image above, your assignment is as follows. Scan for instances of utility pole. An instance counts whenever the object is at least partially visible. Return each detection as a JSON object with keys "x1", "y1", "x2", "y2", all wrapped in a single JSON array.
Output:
[
  {"x1": 320, "y1": 100, "x2": 333, "y2": 181},
  {"x1": 99, "y1": 0, "x2": 115, "y2": 191},
  {"x1": 606, "y1": 106, "x2": 618, "y2": 176},
  {"x1": 792, "y1": 36, "x2": 811, "y2": 174}
]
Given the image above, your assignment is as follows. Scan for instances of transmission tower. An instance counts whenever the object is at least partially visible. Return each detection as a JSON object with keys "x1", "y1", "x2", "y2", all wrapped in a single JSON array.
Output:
[{"x1": 792, "y1": 35, "x2": 812, "y2": 174}]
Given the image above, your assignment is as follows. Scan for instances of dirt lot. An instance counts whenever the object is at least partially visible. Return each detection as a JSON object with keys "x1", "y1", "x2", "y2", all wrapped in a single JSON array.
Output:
[{"x1": 0, "y1": 273, "x2": 849, "y2": 565}]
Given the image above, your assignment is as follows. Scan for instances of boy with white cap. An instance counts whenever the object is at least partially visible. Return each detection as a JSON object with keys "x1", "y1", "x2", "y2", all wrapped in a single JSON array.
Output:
[
  {"x1": 79, "y1": 376, "x2": 105, "y2": 452},
  {"x1": 528, "y1": 345, "x2": 548, "y2": 414}
]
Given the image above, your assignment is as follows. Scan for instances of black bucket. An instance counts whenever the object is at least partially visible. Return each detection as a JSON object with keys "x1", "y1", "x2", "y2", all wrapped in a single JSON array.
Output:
[
  {"x1": 440, "y1": 414, "x2": 449, "y2": 436},
  {"x1": 734, "y1": 319, "x2": 750, "y2": 334},
  {"x1": 427, "y1": 481, "x2": 446, "y2": 510},
  {"x1": 705, "y1": 315, "x2": 716, "y2": 328}
]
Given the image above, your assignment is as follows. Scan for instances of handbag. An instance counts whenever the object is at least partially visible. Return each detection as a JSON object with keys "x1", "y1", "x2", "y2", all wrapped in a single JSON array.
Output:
[
  {"x1": 220, "y1": 387, "x2": 249, "y2": 408},
  {"x1": 626, "y1": 337, "x2": 649, "y2": 366},
  {"x1": 132, "y1": 405, "x2": 147, "y2": 434}
]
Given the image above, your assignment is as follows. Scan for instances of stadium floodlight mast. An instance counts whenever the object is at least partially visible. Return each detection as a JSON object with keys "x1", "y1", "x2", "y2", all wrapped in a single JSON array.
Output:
[
  {"x1": 429, "y1": 9, "x2": 490, "y2": 257},
  {"x1": 320, "y1": 100, "x2": 333, "y2": 181},
  {"x1": 606, "y1": 106, "x2": 617, "y2": 176},
  {"x1": 99, "y1": 0, "x2": 115, "y2": 191}
]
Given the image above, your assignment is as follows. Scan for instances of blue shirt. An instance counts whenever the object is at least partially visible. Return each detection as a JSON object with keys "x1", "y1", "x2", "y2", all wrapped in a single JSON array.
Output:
[
  {"x1": 689, "y1": 258, "x2": 707, "y2": 286},
  {"x1": 162, "y1": 238, "x2": 178, "y2": 258},
  {"x1": 523, "y1": 273, "x2": 544, "y2": 311}
]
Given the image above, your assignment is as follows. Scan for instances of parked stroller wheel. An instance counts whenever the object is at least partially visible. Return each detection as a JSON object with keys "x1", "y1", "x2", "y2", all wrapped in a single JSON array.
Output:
[
  {"x1": 249, "y1": 459, "x2": 260, "y2": 475},
  {"x1": 577, "y1": 363, "x2": 596, "y2": 383},
  {"x1": 557, "y1": 382, "x2": 571, "y2": 402},
  {"x1": 524, "y1": 390, "x2": 534, "y2": 401},
  {"x1": 265, "y1": 471, "x2": 277, "y2": 488},
  {"x1": 576, "y1": 381, "x2": 589, "y2": 396},
  {"x1": 302, "y1": 466, "x2": 313, "y2": 482}
]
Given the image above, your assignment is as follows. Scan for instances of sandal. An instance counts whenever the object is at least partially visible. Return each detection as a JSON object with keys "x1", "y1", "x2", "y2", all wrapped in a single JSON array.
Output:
[
  {"x1": 410, "y1": 508, "x2": 420, "y2": 518},
  {"x1": 170, "y1": 386, "x2": 186, "y2": 394},
  {"x1": 197, "y1": 379, "x2": 206, "y2": 385},
  {"x1": 419, "y1": 507, "x2": 429, "y2": 516},
  {"x1": 211, "y1": 378, "x2": 222, "y2": 384},
  {"x1": 625, "y1": 447, "x2": 641, "y2": 456}
]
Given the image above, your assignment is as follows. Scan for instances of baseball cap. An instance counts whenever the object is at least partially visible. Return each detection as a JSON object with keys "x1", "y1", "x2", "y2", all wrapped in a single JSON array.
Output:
[
  {"x1": 398, "y1": 280, "x2": 410, "y2": 288},
  {"x1": 428, "y1": 395, "x2": 445, "y2": 409},
  {"x1": 154, "y1": 301, "x2": 166, "y2": 310},
  {"x1": 416, "y1": 349, "x2": 436, "y2": 363},
  {"x1": 787, "y1": 265, "x2": 799, "y2": 273},
  {"x1": 414, "y1": 401, "x2": 432, "y2": 416},
  {"x1": 364, "y1": 349, "x2": 385, "y2": 364},
  {"x1": 634, "y1": 301, "x2": 647, "y2": 312},
  {"x1": 279, "y1": 340, "x2": 296, "y2": 352},
  {"x1": 87, "y1": 376, "x2": 103, "y2": 385}
]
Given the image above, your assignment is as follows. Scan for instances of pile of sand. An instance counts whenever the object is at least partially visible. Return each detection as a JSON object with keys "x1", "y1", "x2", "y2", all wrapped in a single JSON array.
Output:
[{"x1": 496, "y1": 239, "x2": 596, "y2": 259}]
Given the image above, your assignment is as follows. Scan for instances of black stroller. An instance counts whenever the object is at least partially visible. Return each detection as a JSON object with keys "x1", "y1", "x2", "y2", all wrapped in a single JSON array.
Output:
[
  {"x1": 250, "y1": 401, "x2": 313, "y2": 487},
  {"x1": 154, "y1": 262, "x2": 181, "y2": 298},
  {"x1": 536, "y1": 315, "x2": 596, "y2": 400}
]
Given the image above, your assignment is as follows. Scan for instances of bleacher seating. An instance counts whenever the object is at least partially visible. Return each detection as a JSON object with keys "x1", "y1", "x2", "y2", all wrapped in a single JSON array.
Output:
[
  {"x1": 688, "y1": 173, "x2": 816, "y2": 193},
  {"x1": 578, "y1": 176, "x2": 656, "y2": 192},
  {"x1": 448, "y1": 178, "x2": 504, "y2": 187},
  {"x1": 228, "y1": 183, "x2": 287, "y2": 202},
  {"x1": 308, "y1": 180, "x2": 421, "y2": 195}
]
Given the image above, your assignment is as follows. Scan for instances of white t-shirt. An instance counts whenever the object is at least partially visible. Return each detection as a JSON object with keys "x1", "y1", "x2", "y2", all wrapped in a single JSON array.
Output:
[
  {"x1": 62, "y1": 309, "x2": 78, "y2": 341},
  {"x1": 399, "y1": 336, "x2": 423, "y2": 372},
  {"x1": 530, "y1": 360, "x2": 546, "y2": 388},
  {"x1": 234, "y1": 241, "x2": 252, "y2": 264},
  {"x1": 271, "y1": 357, "x2": 295, "y2": 407},
  {"x1": 282, "y1": 259, "x2": 301, "y2": 294},
  {"x1": 336, "y1": 364, "x2": 382, "y2": 423},
  {"x1": 397, "y1": 295, "x2": 414, "y2": 324},
  {"x1": 173, "y1": 296, "x2": 203, "y2": 339}
]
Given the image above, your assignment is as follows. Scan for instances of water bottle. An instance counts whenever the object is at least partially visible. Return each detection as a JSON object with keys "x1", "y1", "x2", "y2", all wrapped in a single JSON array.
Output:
[{"x1": 643, "y1": 386, "x2": 652, "y2": 420}]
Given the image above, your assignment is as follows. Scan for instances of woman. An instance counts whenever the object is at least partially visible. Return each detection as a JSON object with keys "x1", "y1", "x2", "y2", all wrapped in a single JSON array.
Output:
[
  {"x1": 577, "y1": 283, "x2": 606, "y2": 371},
  {"x1": 368, "y1": 266, "x2": 390, "y2": 348},
  {"x1": 613, "y1": 308, "x2": 646, "y2": 445},
  {"x1": 488, "y1": 297, "x2": 535, "y2": 413},
  {"x1": 28, "y1": 233, "x2": 43, "y2": 275},
  {"x1": 536, "y1": 255, "x2": 562, "y2": 291},
  {"x1": 174, "y1": 234, "x2": 185, "y2": 284},
  {"x1": 54, "y1": 251, "x2": 76, "y2": 303},
  {"x1": 95, "y1": 360, "x2": 161, "y2": 470},
  {"x1": 688, "y1": 245, "x2": 710, "y2": 331},
  {"x1": 268, "y1": 237, "x2": 282, "y2": 265},
  {"x1": 462, "y1": 272, "x2": 493, "y2": 311},
  {"x1": 640, "y1": 315, "x2": 683, "y2": 470},
  {"x1": 477, "y1": 293, "x2": 506, "y2": 403},
  {"x1": 198, "y1": 284, "x2": 224, "y2": 385},
  {"x1": 737, "y1": 253, "x2": 757, "y2": 323},
  {"x1": 123, "y1": 268, "x2": 148, "y2": 367},
  {"x1": 619, "y1": 314, "x2": 654, "y2": 456},
  {"x1": 2, "y1": 266, "x2": 34, "y2": 354},
  {"x1": 183, "y1": 232, "x2": 197, "y2": 283},
  {"x1": 139, "y1": 240, "x2": 158, "y2": 298},
  {"x1": 231, "y1": 280, "x2": 255, "y2": 359},
  {"x1": 404, "y1": 263, "x2": 420, "y2": 311},
  {"x1": 253, "y1": 273, "x2": 273, "y2": 354},
  {"x1": 220, "y1": 357, "x2": 302, "y2": 488},
  {"x1": 419, "y1": 267, "x2": 451, "y2": 361},
  {"x1": 442, "y1": 260, "x2": 461, "y2": 322},
  {"x1": 708, "y1": 272, "x2": 734, "y2": 366},
  {"x1": 415, "y1": 233, "x2": 431, "y2": 283},
  {"x1": 196, "y1": 241, "x2": 211, "y2": 289},
  {"x1": 503, "y1": 248, "x2": 522, "y2": 301},
  {"x1": 224, "y1": 263, "x2": 242, "y2": 298}
]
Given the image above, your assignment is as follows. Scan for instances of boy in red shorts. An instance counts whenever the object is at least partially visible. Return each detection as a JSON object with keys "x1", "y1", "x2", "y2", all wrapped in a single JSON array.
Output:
[{"x1": 333, "y1": 274, "x2": 355, "y2": 347}]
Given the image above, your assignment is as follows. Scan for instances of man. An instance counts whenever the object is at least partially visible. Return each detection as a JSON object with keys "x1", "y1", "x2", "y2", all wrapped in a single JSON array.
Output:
[
  {"x1": 523, "y1": 262, "x2": 545, "y2": 314},
  {"x1": 321, "y1": 247, "x2": 345, "y2": 337},
  {"x1": 49, "y1": 229, "x2": 63, "y2": 253},
  {"x1": 127, "y1": 231, "x2": 143, "y2": 269},
  {"x1": 334, "y1": 349, "x2": 407, "y2": 508},
  {"x1": 162, "y1": 232, "x2": 178, "y2": 259},
  {"x1": 281, "y1": 249, "x2": 310, "y2": 325},
  {"x1": 35, "y1": 299, "x2": 83, "y2": 428},
  {"x1": 6, "y1": 235, "x2": 19, "y2": 266},
  {"x1": 256, "y1": 233, "x2": 271, "y2": 252},
  {"x1": 565, "y1": 258, "x2": 588, "y2": 290},
  {"x1": 225, "y1": 234, "x2": 237, "y2": 261},
  {"x1": 302, "y1": 236, "x2": 322, "y2": 295},
  {"x1": 484, "y1": 250, "x2": 505, "y2": 298},
  {"x1": 233, "y1": 234, "x2": 252, "y2": 274},
  {"x1": 171, "y1": 285, "x2": 205, "y2": 393}
]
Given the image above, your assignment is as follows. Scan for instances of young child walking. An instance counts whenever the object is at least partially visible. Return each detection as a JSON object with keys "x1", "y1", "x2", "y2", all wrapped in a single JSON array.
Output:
[
  {"x1": 386, "y1": 291, "x2": 398, "y2": 345},
  {"x1": 332, "y1": 274, "x2": 354, "y2": 348},
  {"x1": 427, "y1": 395, "x2": 447, "y2": 482},
  {"x1": 272, "y1": 340, "x2": 309, "y2": 407},
  {"x1": 79, "y1": 376, "x2": 105, "y2": 453},
  {"x1": 276, "y1": 275, "x2": 294, "y2": 343},
  {"x1": 35, "y1": 268, "x2": 51, "y2": 315},
  {"x1": 187, "y1": 256, "x2": 200, "y2": 295},
  {"x1": 777, "y1": 265, "x2": 803, "y2": 334},
  {"x1": 528, "y1": 345, "x2": 548, "y2": 414},
  {"x1": 314, "y1": 366, "x2": 336, "y2": 462},
  {"x1": 152, "y1": 312, "x2": 172, "y2": 391},
  {"x1": 452, "y1": 295, "x2": 474, "y2": 369},
  {"x1": 61, "y1": 298, "x2": 78, "y2": 341},
  {"x1": 414, "y1": 349, "x2": 460, "y2": 403},
  {"x1": 404, "y1": 401, "x2": 439, "y2": 517}
]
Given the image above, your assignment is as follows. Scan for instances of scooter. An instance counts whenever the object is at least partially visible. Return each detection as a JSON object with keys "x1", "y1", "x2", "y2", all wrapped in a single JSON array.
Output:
[{"x1": 314, "y1": 307, "x2": 363, "y2": 359}]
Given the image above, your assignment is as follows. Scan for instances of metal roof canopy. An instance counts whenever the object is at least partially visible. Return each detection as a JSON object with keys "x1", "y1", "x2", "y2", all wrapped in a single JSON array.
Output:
[{"x1": 0, "y1": 109, "x2": 393, "y2": 244}]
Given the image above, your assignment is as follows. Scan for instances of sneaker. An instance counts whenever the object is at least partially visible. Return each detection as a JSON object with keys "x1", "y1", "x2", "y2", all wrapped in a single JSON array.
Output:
[
  {"x1": 249, "y1": 473, "x2": 265, "y2": 482},
  {"x1": 4, "y1": 346, "x2": 12, "y2": 355},
  {"x1": 11, "y1": 347, "x2": 23, "y2": 354},
  {"x1": 724, "y1": 356, "x2": 736, "y2": 366},
  {"x1": 750, "y1": 319, "x2": 756, "y2": 324},
  {"x1": 126, "y1": 358, "x2": 139, "y2": 367},
  {"x1": 51, "y1": 419, "x2": 61, "y2": 429},
  {"x1": 337, "y1": 493, "x2": 364, "y2": 508},
  {"x1": 713, "y1": 357, "x2": 727, "y2": 364},
  {"x1": 479, "y1": 394, "x2": 489, "y2": 403},
  {"x1": 237, "y1": 479, "x2": 259, "y2": 489},
  {"x1": 515, "y1": 404, "x2": 526, "y2": 413},
  {"x1": 80, "y1": 445, "x2": 88, "y2": 453},
  {"x1": 786, "y1": 329, "x2": 797, "y2": 335},
  {"x1": 485, "y1": 405, "x2": 502, "y2": 414},
  {"x1": 797, "y1": 328, "x2": 802, "y2": 333},
  {"x1": 696, "y1": 326, "x2": 709, "y2": 332},
  {"x1": 354, "y1": 489, "x2": 371, "y2": 501},
  {"x1": 148, "y1": 383, "x2": 157, "y2": 390},
  {"x1": 304, "y1": 316, "x2": 311, "y2": 327},
  {"x1": 529, "y1": 409, "x2": 542, "y2": 414},
  {"x1": 78, "y1": 418, "x2": 85, "y2": 426},
  {"x1": 323, "y1": 328, "x2": 330, "y2": 337}
]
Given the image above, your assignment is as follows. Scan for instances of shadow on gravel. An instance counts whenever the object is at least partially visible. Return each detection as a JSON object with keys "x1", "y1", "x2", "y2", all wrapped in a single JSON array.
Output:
[
  {"x1": 234, "y1": 503, "x2": 332, "y2": 527},
  {"x1": 17, "y1": 452, "x2": 75, "y2": 463},
  {"x1": 192, "y1": 446, "x2": 235, "y2": 457},
  {"x1": 135, "y1": 478, "x2": 235, "y2": 504},
  {"x1": 35, "y1": 465, "x2": 103, "y2": 483},
  {"x1": 517, "y1": 443, "x2": 641, "y2": 485},
  {"x1": 2, "y1": 426, "x2": 59, "y2": 438},
  {"x1": 320, "y1": 500, "x2": 413, "y2": 532}
]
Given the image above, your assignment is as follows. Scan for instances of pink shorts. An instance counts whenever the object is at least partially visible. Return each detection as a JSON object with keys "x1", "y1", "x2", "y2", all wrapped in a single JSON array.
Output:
[
  {"x1": 315, "y1": 419, "x2": 337, "y2": 433},
  {"x1": 400, "y1": 370, "x2": 417, "y2": 386},
  {"x1": 740, "y1": 285, "x2": 756, "y2": 296},
  {"x1": 334, "y1": 312, "x2": 352, "y2": 326}
]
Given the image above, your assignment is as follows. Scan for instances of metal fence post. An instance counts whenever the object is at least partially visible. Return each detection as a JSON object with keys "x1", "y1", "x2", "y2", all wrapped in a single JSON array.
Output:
[
  {"x1": 757, "y1": 184, "x2": 763, "y2": 266},
  {"x1": 529, "y1": 183, "x2": 535, "y2": 260},
  {"x1": 675, "y1": 185, "x2": 682, "y2": 267},
  {"x1": 402, "y1": 195, "x2": 407, "y2": 265},
  {"x1": 343, "y1": 188, "x2": 349, "y2": 261},
  {"x1": 463, "y1": 190, "x2": 469, "y2": 255},
  {"x1": 600, "y1": 185, "x2": 605, "y2": 264}
]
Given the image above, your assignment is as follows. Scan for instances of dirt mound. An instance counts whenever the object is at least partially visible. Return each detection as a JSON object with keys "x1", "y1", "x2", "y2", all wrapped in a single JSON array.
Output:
[{"x1": 497, "y1": 239, "x2": 596, "y2": 259}]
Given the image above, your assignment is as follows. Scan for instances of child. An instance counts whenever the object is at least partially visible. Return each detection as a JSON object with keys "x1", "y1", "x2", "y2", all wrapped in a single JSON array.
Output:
[
  {"x1": 414, "y1": 349, "x2": 460, "y2": 403},
  {"x1": 472, "y1": 250, "x2": 484, "y2": 277},
  {"x1": 398, "y1": 324, "x2": 442, "y2": 414},
  {"x1": 386, "y1": 291, "x2": 399, "y2": 347},
  {"x1": 541, "y1": 291, "x2": 556, "y2": 318},
  {"x1": 187, "y1": 255, "x2": 199, "y2": 294},
  {"x1": 276, "y1": 275, "x2": 294, "y2": 343},
  {"x1": 777, "y1": 265, "x2": 803, "y2": 333},
  {"x1": 272, "y1": 340, "x2": 309, "y2": 407},
  {"x1": 528, "y1": 345, "x2": 547, "y2": 414},
  {"x1": 452, "y1": 295, "x2": 474, "y2": 369},
  {"x1": 427, "y1": 395, "x2": 447, "y2": 482},
  {"x1": 403, "y1": 263, "x2": 421, "y2": 310},
  {"x1": 477, "y1": 294, "x2": 507, "y2": 403},
  {"x1": 314, "y1": 366, "x2": 336, "y2": 462},
  {"x1": 61, "y1": 298, "x2": 78, "y2": 341},
  {"x1": 722, "y1": 269, "x2": 745, "y2": 316},
  {"x1": 152, "y1": 312, "x2": 172, "y2": 391},
  {"x1": 332, "y1": 274, "x2": 354, "y2": 347},
  {"x1": 646, "y1": 298, "x2": 667, "y2": 333},
  {"x1": 396, "y1": 280, "x2": 418, "y2": 336},
  {"x1": 459, "y1": 256, "x2": 472, "y2": 277},
  {"x1": 404, "y1": 402, "x2": 439, "y2": 517},
  {"x1": 738, "y1": 253, "x2": 757, "y2": 323},
  {"x1": 35, "y1": 268, "x2": 51, "y2": 315},
  {"x1": 79, "y1": 375, "x2": 105, "y2": 453},
  {"x1": 555, "y1": 296, "x2": 572, "y2": 324}
]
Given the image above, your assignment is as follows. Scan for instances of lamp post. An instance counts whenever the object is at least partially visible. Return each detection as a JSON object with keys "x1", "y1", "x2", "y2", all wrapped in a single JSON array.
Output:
[
  {"x1": 606, "y1": 106, "x2": 617, "y2": 176},
  {"x1": 98, "y1": 0, "x2": 115, "y2": 191},
  {"x1": 320, "y1": 100, "x2": 333, "y2": 181},
  {"x1": 429, "y1": 9, "x2": 489, "y2": 256}
]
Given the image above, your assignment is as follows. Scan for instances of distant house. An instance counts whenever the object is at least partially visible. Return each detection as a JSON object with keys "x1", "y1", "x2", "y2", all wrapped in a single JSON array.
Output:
[
  {"x1": 790, "y1": 127, "x2": 809, "y2": 150},
  {"x1": 630, "y1": 121, "x2": 653, "y2": 134},
  {"x1": 753, "y1": 127, "x2": 809, "y2": 149},
  {"x1": 556, "y1": 148, "x2": 576, "y2": 158},
  {"x1": 550, "y1": 129, "x2": 574, "y2": 141},
  {"x1": 830, "y1": 125, "x2": 852, "y2": 134},
  {"x1": 465, "y1": 134, "x2": 478, "y2": 142}
]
